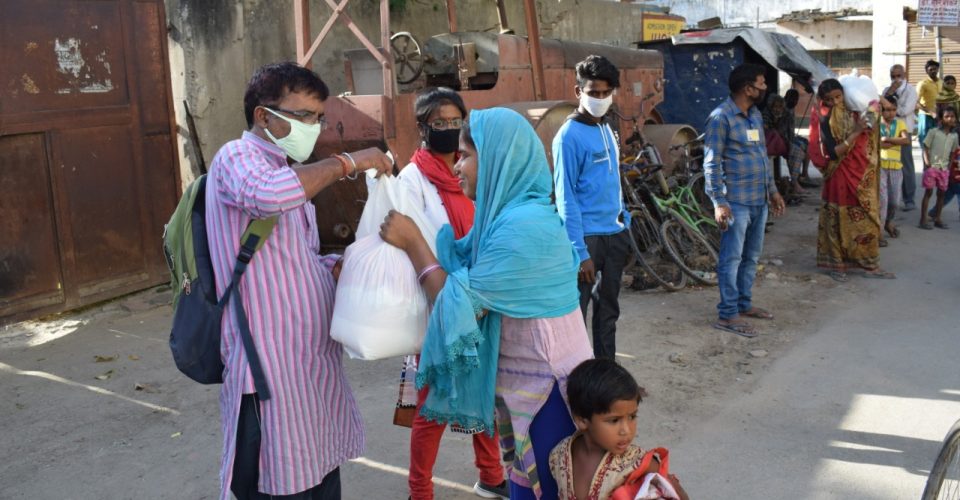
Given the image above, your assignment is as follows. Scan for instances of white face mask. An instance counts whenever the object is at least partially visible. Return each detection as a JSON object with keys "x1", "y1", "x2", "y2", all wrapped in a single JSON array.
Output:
[
  {"x1": 262, "y1": 107, "x2": 322, "y2": 162},
  {"x1": 580, "y1": 93, "x2": 613, "y2": 118}
]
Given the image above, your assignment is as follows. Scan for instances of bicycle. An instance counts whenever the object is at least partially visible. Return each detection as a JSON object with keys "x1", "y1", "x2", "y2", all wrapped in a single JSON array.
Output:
[
  {"x1": 667, "y1": 134, "x2": 716, "y2": 221},
  {"x1": 621, "y1": 164, "x2": 688, "y2": 292},
  {"x1": 617, "y1": 114, "x2": 717, "y2": 287},
  {"x1": 652, "y1": 170, "x2": 722, "y2": 252},
  {"x1": 631, "y1": 163, "x2": 719, "y2": 286},
  {"x1": 922, "y1": 417, "x2": 960, "y2": 500},
  {"x1": 622, "y1": 161, "x2": 717, "y2": 287},
  {"x1": 615, "y1": 105, "x2": 689, "y2": 293}
]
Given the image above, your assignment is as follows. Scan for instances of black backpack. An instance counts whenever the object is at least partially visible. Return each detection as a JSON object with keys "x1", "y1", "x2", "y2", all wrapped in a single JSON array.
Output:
[{"x1": 163, "y1": 175, "x2": 276, "y2": 400}]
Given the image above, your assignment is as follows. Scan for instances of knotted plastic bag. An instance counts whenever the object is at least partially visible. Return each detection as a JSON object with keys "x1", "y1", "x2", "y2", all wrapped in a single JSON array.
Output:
[
  {"x1": 330, "y1": 175, "x2": 439, "y2": 360},
  {"x1": 839, "y1": 70, "x2": 879, "y2": 113}
]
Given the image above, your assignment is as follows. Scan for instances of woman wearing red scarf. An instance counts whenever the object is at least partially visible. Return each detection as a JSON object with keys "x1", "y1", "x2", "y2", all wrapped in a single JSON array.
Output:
[{"x1": 399, "y1": 88, "x2": 506, "y2": 500}]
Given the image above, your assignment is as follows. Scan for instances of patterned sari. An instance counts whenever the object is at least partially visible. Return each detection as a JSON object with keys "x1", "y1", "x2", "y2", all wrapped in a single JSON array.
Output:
[{"x1": 815, "y1": 101, "x2": 882, "y2": 271}]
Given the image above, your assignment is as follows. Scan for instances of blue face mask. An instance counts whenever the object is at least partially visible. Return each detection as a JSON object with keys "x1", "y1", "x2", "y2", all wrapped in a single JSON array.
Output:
[{"x1": 262, "y1": 107, "x2": 321, "y2": 162}]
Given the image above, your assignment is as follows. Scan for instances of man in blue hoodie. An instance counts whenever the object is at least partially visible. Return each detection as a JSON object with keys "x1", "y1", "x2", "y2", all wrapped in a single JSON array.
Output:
[{"x1": 553, "y1": 55, "x2": 628, "y2": 360}]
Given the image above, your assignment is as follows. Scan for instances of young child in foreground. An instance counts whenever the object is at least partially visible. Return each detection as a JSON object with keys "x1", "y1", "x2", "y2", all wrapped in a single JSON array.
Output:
[{"x1": 549, "y1": 359, "x2": 689, "y2": 500}]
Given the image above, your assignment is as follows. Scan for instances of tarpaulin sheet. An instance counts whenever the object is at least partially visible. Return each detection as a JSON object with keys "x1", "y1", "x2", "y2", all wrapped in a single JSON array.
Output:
[
  {"x1": 639, "y1": 28, "x2": 834, "y2": 131},
  {"x1": 671, "y1": 28, "x2": 834, "y2": 86}
]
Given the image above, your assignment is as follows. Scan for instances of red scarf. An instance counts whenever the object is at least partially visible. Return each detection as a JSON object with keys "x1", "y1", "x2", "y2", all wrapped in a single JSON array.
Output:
[{"x1": 413, "y1": 148, "x2": 475, "y2": 238}]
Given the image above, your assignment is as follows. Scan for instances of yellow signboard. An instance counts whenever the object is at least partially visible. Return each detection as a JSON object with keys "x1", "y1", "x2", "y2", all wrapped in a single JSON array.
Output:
[{"x1": 642, "y1": 13, "x2": 685, "y2": 41}]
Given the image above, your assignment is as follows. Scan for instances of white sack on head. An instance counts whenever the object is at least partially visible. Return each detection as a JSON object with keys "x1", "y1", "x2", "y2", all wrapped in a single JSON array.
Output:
[{"x1": 839, "y1": 71, "x2": 879, "y2": 113}]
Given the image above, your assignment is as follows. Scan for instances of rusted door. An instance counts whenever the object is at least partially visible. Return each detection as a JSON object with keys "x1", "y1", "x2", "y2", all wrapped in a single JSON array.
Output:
[{"x1": 0, "y1": 0, "x2": 180, "y2": 323}]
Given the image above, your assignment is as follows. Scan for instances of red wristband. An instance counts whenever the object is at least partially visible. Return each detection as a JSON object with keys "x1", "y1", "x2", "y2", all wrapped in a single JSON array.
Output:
[{"x1": 332, "y1": 155, "x2": 349, "y2": 178}]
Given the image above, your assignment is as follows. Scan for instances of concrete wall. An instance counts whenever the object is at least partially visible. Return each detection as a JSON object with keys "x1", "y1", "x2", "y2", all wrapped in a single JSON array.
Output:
[
  {"x1": 649, "y1": 0, "x2": 873, "y2": 27},
  {"x1": 165, "y1": 0, "x2": 297, "y2": 187},
  {"x1": 776, "y1": 18, "x2": 873, "y2": 51},
  {"x1": 872, "y1": 0, "x2": 916, "y2": 92},
  {"x1": 164, "y1": 0, "x2": 651, "y2": 187}
]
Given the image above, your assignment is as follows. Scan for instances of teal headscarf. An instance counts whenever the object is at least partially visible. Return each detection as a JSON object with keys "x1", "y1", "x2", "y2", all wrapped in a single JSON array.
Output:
[{"x1": 415, "y1": 107, "x2": 581, "y2": 432}]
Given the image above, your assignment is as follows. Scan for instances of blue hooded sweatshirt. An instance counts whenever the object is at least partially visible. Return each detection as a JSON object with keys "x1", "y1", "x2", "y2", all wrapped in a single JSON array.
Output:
[{"x1": 552, "y1": 116, "x2": 626, "y2": 261}]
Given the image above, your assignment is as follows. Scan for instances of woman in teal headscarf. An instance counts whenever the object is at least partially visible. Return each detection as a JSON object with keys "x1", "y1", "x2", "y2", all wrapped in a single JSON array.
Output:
[{"x1": 381, "y1": 107, "x2": 592, "y2": 499}]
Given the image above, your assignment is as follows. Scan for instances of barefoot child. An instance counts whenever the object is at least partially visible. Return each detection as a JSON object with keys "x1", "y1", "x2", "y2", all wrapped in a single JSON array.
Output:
[
  {"x1": 549, "y1": 359, "x2": 688, "y2": 500},
  {"x1": 879, "y1": 95, "x2": 910, "y2": 244},
  {"x1": 920, "y1": 106, "x2": 958, "y2": 229}
]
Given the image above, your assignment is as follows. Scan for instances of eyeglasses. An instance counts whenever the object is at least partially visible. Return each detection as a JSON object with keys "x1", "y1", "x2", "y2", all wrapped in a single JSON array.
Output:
[
  {"x1": 428, "y1": 118, "x2": 463, "y2": 130},
  {"x1": 264, "y1": 106, "x2": 327, "y2": 127}
]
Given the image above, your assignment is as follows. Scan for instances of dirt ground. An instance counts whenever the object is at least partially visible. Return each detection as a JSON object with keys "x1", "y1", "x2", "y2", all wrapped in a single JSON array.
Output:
[{"x1": 0, "y1": 191, "x2": 856, "y2": 499}]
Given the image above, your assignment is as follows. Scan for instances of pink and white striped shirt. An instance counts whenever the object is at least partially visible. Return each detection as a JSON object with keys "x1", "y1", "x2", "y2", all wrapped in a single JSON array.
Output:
[{"x1": 205, "y1": 131, "x2": 364, "y2": 497}]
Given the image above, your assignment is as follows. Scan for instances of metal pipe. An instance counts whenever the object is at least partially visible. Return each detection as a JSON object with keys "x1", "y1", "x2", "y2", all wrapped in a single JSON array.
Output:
[
  {"x1": 522, "y1": 0, "x2": 546, "y2": 101},
  {"x1": 936, "y1": 26, "x2": 943, "y2": 77},
  {"x1": 446, "y1": 0, "x2": 457, "y2": 33},
  {"x1": 495, "y1": 0, "x2": 511, "y2": 34},
  {"x1": 381, "y1": 0, "x2": 395, "y2": 142},
  {"x1": 294, "y1": 0, "x2": 311, "y2": 68}
]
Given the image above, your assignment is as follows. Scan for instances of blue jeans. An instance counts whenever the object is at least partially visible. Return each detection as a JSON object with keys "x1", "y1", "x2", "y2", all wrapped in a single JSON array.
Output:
[
  {"x1": 918, "y1": 114, "x2": 936, "y2": 153},
  {"x1": 716, "y1": 202, "x2": 768, "y2": 321},
  {"x1": 901, "y1": 142, "x2": 917, "y2": 206}
]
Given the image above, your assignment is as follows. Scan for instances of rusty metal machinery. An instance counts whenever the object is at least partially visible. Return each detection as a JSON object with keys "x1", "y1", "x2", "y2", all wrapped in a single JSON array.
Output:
[
  {"x1": 642, "y1": 124, "x2": 701, "y2": 176},
  {"x1": 294, "y1": 0, "x2": 668, "y2": 252},
  {"x1": 501, "y1": 100, "x2": 578, "y2": 170}
]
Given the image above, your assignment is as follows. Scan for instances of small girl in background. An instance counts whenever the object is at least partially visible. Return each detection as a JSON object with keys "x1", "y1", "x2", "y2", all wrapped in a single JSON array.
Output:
[
  {"x1": 920, "y1": 105, "x2": 959, "y2": 229},
  {"x1": 549, "y1": 359, "x2": 688, "y2": 500}
]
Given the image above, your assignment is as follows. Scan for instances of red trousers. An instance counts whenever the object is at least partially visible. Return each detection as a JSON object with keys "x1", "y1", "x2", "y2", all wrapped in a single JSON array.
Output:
[{"x1": 408, "y1": 385, "x2": 504, "y2": 500}]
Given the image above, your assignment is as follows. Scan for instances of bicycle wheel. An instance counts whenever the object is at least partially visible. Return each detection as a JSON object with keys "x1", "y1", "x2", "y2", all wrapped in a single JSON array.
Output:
[
  {"x1": 659, "y1": 213, "x2": 719, "y2": 286},
  {"x1": 696, "y1": 218, "x2": 723, "y2": 252},
  {"x1": 923, "y1": 419, "x2": 960, "y2": 500},
  {"x1": 625, "y1": 208, "x2": 687, "y2": 292},
  {"x1": 687, "y1": 172, "x2": 715, "y2": 220}
]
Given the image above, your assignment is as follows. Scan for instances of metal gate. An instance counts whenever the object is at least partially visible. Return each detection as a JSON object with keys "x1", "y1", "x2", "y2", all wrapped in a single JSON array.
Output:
[
  {"x1": 0, "y1": 0, "x2": 180, "y2": 323},
  {"x1": 907, "y1": 23, "x2": 960, "y2": 84}
]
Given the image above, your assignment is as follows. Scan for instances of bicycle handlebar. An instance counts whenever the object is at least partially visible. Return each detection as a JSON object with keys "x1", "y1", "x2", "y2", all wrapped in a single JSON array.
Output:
[
  {"x1": 669, "y1": 134, "x2": 706, "y2": 152},
  {"x1": 621, "y1": 162, "x2": 663, "y2": 179}
]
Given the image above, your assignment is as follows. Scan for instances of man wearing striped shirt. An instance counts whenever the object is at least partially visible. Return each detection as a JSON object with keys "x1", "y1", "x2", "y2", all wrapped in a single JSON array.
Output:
[
  {"x1": 703, "y1": 63, "x2": 786, "y2": 338},
  {"x1": 205, "y1": 62, "x2": 391, "y2": 499}
]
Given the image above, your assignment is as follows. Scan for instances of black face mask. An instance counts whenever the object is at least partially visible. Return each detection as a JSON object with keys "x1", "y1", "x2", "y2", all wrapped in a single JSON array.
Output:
[{"x1": 425, "y1": 127, "x2": 460, "y2": 154}]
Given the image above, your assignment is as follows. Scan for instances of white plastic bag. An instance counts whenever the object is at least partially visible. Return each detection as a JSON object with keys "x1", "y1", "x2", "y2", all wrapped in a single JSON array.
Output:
[
  {"x1": 839, "y1": 70, "x2": 879, "y2": 113},
  {"x1": 330, "y1": 176, "x2": 439, "y2": 360},
  {"x1": 634, "y1": 472, "x2": 681, "y2": 500}
]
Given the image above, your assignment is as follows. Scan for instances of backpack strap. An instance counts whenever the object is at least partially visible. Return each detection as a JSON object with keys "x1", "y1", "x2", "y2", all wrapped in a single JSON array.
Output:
[{"x1": 218, "y1": 216, "x2": 278, "y2": 400}]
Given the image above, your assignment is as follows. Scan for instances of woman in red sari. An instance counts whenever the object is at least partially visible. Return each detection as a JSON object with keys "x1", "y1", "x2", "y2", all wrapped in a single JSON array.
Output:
[{"x1": 810, "y1": 78, "x2": 895, "y2": 281}]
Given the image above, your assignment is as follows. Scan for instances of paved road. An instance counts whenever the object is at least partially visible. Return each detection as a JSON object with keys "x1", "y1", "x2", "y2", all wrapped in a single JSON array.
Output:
[
  {"x1": 3, "y1": 163, "x2": 959, "y2": 500},
  {"x1": 671, "y1": 214, "x2": 960, "y2": 499}
]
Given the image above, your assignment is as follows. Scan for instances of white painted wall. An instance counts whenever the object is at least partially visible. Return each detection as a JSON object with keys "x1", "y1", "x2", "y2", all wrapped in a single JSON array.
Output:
[
  {"x1": 872, "y1": 0, "x2": 916, "y2": 91},
  {"x1": 649, "y1": 0, "x2": 873, "y2": 27},
  {"x1": 776, "y1": 18, "x2": 873, "y2": 51}
]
